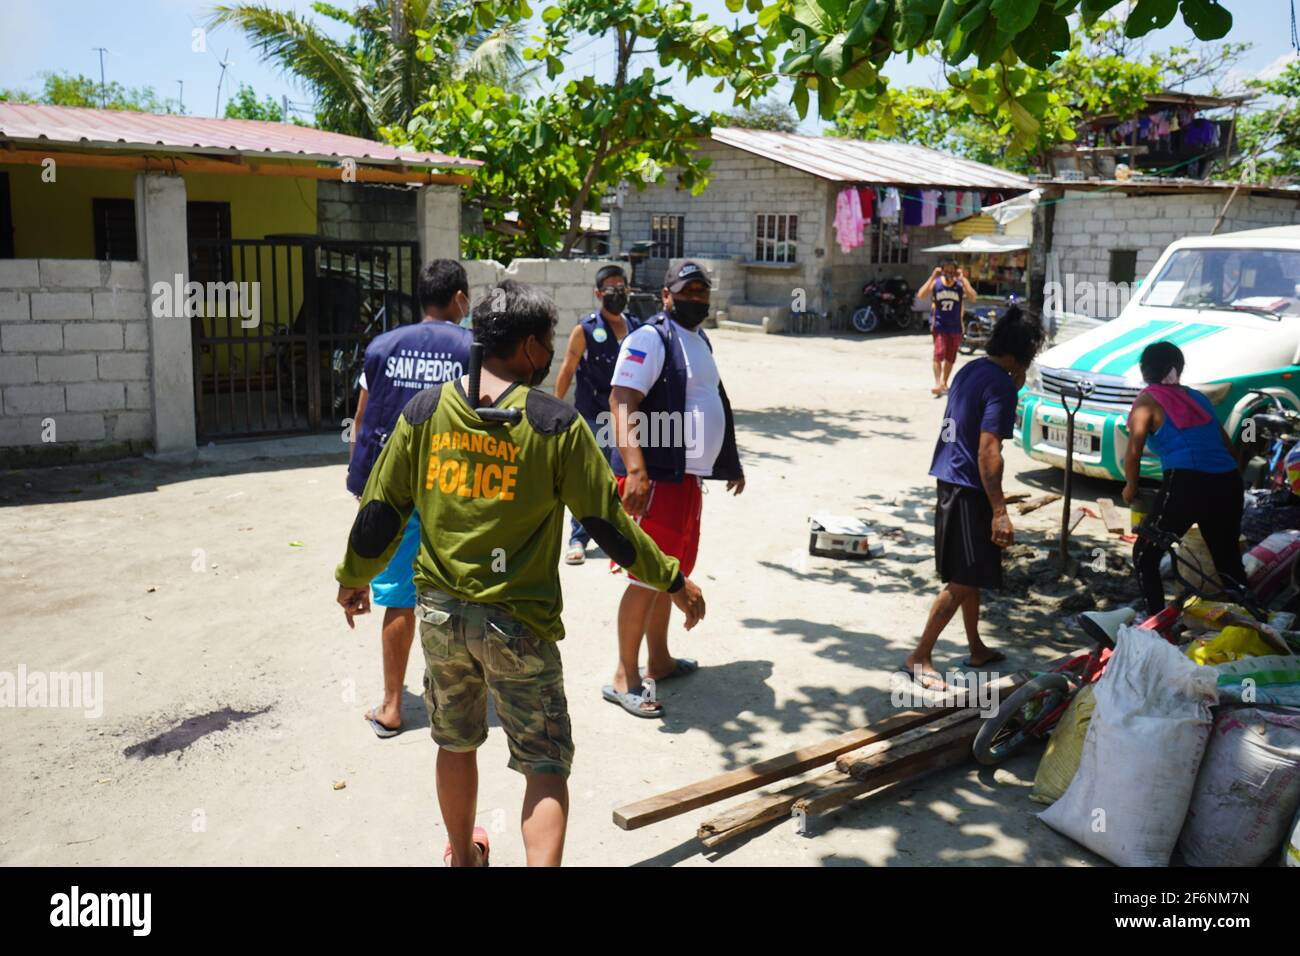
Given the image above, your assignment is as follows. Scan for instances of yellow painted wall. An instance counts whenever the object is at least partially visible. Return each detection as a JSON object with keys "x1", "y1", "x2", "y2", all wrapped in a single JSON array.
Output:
[
  {"x1": 1, "y1": 162, "x2": 318, "y2": 377},
  {"x1": 0, "y1": 162, "x2": 317, "y2": 258}
]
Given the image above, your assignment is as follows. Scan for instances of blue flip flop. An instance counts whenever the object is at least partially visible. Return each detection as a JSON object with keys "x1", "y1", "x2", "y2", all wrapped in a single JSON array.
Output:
[
  {"x1": 365, "y1": 705, "x2": 402, "y2": 739},
  {"x1": 601, "y1": 681, "x2": 663, "y2": 718},
  {"x1": 639, "y1": 658, "x2": 699, "y2": 682}
]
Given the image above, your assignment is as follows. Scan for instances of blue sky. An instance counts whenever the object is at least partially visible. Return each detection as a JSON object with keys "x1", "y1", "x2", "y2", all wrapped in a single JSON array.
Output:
[{"x1": 1, "y1": 0, "x2": 1295, "y2": 133}]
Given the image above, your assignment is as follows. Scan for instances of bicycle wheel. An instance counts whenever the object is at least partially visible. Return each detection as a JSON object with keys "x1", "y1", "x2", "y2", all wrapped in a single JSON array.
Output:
[
  {"x1": 851, "y1": 306, "x2": 880, "y2": 334},
  {"x1": 971, "y1": 673, "x2": 1073, "y2": 766}
]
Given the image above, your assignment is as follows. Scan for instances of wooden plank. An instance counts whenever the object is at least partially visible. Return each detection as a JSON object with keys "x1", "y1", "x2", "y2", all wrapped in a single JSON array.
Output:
[
  {"x1": 613, "y1": 706, "x2": 956, "y2": 831},
  {"x1": 697, "y1": 771, "x2": 842, "y2": 848},
  {"x1": 1004, "y1": 492, "x2": 1030, "y2": 504},
  {"x1": 834, "y1": 709, "x2": 977, "y2": 775},
  {"x1": 1097, "y1": 497, "x2": 1127, "y2": 534},
  {"x1": 1016, "y1": 493, "x2": 1061, "y2": 515},
  {"x1": 795, "y1": 731, "x2": 977, "y2": 817}
]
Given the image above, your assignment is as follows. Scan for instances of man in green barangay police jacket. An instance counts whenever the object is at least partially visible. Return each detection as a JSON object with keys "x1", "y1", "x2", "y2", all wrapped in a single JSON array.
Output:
[{"x1": 335, "y1": 280, "x2": 706, "y2": 867}]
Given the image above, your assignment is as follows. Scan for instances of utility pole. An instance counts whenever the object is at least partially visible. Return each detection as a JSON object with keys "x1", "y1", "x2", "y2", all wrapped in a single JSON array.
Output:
[
  {"x1": 214, "y1": 49, "x2": 231, "y2": 117},
  {"x1": 92, "y1": 47, "x2": 108, "y2": 107}
]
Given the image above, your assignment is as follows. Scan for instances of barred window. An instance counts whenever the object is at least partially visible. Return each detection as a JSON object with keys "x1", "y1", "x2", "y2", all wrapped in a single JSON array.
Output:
[
  {"x1": 755, "y1": 213, "x2": 798, "y2": 263},
  {"x1": 650, "y1": 214, "x2": 684, "y2": 258},
  {"x1": 870, "y1": 219, "x2": 909, "y2": 265}
]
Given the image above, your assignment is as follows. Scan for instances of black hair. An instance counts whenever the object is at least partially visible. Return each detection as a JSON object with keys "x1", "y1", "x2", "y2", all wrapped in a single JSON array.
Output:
[
  {"x1": 472, "y1": 280, "x2": 557, "y2": 359},
  {"x1": 595, "y1": 265, "x2": 626, "y2": 290},
  {"x1": 1139, "y1": 341, "x2": 1186, "y2": 384},
  {"x1": 985, "y1": 304, "x2": 1045, "y2": 367},
  {"x1": 940, "y1": 258, "x2": 958, "y2": 269},
  {"x1": 417, "y1": 259, "x2": 469, "y2": 310}
]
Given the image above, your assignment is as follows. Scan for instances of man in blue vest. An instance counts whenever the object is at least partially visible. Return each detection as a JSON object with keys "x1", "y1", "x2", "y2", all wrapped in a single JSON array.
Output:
[
  {"x1": 601, "y1": 261, "x2": 744, "y2": 717},
  {"x1": 554, "y1": 264, "x2": 641, "y2": 564},
  {"x1": 347, "y1": 258, "x2": 473, "y2": 737}
]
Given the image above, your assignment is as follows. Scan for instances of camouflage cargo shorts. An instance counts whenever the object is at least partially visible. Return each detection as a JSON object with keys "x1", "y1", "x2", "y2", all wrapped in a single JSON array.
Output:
[{"x1": 416, "y1": 588, "x2": 574, "y2": 777}]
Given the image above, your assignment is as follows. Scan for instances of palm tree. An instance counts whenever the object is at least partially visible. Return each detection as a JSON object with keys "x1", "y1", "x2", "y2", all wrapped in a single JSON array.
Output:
[{"x1": 207, "y1": 0, "x2": 526, "y2": 140}]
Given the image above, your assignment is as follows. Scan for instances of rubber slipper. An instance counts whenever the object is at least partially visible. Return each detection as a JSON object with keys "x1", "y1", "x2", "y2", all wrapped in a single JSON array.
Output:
[
  {"x1": 444, "y1": 826, "x2": 490, "y2": 867},
  {"x1": 601, "y1": 680, "x2": 663, "y2": 718},
  {"x1": 639, "y1": 658, "x2": 698, "y2": 682},
  {"x1": 365, "y1": 705, "x2": 401, "y2": 739},
  {"x1": 896, "y1": 664, "x2": 947, "y2": 692},
  {"x1": 960, "y1": 651, "x2": 1007, "y2": 668}
]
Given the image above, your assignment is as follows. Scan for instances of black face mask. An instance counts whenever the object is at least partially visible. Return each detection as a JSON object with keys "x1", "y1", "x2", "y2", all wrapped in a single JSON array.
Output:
[
  {"x1": 527, "y1": 338, "x2": 554, "y2": 387},
  {"x1": 670, "y1": 299, "x2": 710, "y2": 329},
  {"x1": 601, "y1": 289, "x2": 628, "y2": 314}
]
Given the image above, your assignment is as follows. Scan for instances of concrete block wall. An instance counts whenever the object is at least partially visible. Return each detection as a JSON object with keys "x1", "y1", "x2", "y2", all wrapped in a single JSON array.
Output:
[
  {"x1": 0, "y1": 259, "x2": 152, "y2": 459},
  {"x1": 317, "y1": 181, "x2": 418, "y2": 243},
  {"x1": 461, "y1": 258, "x2": 620, "y2": 393},
  {"x1": 618, "y1": 140, "x2": 829, "y2": 312},
  {"x1": 1048, "y1": 191, "x2": 1300, "y2": 319}
]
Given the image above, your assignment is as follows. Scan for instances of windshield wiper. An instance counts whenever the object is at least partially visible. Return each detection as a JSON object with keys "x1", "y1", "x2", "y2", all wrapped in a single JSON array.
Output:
[{"x1": 1225, "y1": 304, "x2": 1283, "y2": 321}]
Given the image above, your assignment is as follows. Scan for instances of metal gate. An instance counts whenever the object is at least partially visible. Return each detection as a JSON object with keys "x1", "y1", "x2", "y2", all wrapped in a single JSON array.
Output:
[{"x1": 189, "y1": 237, "x2": 420, "y2": 442}]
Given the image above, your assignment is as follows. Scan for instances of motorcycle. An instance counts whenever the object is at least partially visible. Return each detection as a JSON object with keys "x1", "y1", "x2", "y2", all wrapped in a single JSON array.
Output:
[
  {"x1": 851, "y1": 275, "x2": 918, "y2": 334},
  {"x1": 960, "y1": 292, "x2": 1018, "y2": 354}
]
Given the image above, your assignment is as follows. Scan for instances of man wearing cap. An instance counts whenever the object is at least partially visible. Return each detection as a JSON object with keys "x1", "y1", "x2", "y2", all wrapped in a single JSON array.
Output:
[
  {"x1": 602, "y1": 261, "x2": 745, "y2": 718},
  {"x1": 554, "y1": 264, "x2": 641, "y2": 564}
]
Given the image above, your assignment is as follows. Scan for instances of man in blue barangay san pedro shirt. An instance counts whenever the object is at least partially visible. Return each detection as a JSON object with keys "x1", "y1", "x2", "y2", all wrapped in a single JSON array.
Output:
[
  {"x1": 347, "y1": 258, "x2": 473, "y2": 737},
  {"x1": 553, "y1": 264, "x2": 641, "y2": 564},
  {"x1": 901, "y1": 306, "x2": 1044, "y2": 693}
]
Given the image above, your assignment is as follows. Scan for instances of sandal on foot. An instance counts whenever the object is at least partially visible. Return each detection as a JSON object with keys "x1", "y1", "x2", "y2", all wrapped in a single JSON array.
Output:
[
  {"x1": 564, "y1": 542, "x2": 586, "y2": 565},
  {"x1": 639, "y1": 658, "x2": 698, "y2": 682},
  {"x1": 896, "y1": 664, "x2": 947, "y2": 692},
  {"x1": 601, "y1": 680, "x2": 663, "y2": 718},
  {"x1": 444, "y1": 826, "x2": 490, "y2": 867},
  {"x1": 364, "y1": 705, "x2": 402, "y2": 739},
  {"x1": 961, "y1": 650, "x2": 1007, "y2": 668}
]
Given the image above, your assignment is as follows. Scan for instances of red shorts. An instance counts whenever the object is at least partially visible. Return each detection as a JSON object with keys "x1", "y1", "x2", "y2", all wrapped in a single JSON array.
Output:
[
  {"x1": 932, "y1": 330, "x2": 962, "y2": 363},
  {"x1": 613, "y1": 475, "x2": 703, "y2": 582}
]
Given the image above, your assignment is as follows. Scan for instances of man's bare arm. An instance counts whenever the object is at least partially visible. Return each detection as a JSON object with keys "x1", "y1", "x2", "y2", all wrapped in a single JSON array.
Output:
[
  {"x1": 977, "y1": 431, "x2": 1007, "y2": 513},
  {"x1": 350, "y1": 388, "x2": 368, "y2": 465},
  {"x1": 553, "y1": 324, "x2": 586, "y2": 401}
]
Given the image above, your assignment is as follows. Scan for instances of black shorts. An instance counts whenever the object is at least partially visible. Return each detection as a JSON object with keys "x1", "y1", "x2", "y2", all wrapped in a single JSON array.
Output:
[{"x1": 934, "y1": 479, "x2": 1003, "y2": 589}]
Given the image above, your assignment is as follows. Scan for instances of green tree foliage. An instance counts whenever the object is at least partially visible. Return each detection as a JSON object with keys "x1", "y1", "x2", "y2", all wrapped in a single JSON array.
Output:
[
  {"x1": 720, "y1": 97, "x2": 801, "y2": 131},
  {"x1": 1229, "y1": 59, "x2": 1300, "y2": 184},
  {"x1": 398, "y1": 0, "x2": 774, "y2": 259},
  {"x1": 0, "y1": 72, "x2": 182, "y2": 113},
  {"x1": 763, "y1": 0, "x2": 1235, "y2": 152},
  {"x1": 223, "y1": 83, "x2": 284, "y2": 121},
  {"x1": 834, "y1": 16, "x2": 1248, "y2": 170},
  {"x1": 207, "y1": 0, "x2": 528, "y2": 139}
]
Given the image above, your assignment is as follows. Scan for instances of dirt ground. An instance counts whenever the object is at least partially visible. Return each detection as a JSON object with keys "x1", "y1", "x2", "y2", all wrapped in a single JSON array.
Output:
[{"x1": 0, "y1": 328, "x2": 1136, "y2": 867}]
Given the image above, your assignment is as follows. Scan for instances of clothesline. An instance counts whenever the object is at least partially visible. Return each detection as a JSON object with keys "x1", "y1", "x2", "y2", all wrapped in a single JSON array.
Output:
[{"x1": 833, "y1": 186, "x2": 1009, "y2": 254}]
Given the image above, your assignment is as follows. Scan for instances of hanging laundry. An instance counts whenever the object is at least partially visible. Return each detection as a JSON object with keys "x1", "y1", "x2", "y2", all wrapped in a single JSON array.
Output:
[
  {"x1": 858, "y1": 186, "x2": 875, "y2": 224},
  {"x1": 878, "y1": 187, "x2": 901, "y2": 219},
  {"x1": 902, "y1": 189, "x2": 923, "y2": 226},
  {"x1": 920, "y1": 189, "x2": 939, "y2": 226},
  {"x1": 833, "y1": 187, "x2": 864, "y2": 254}
]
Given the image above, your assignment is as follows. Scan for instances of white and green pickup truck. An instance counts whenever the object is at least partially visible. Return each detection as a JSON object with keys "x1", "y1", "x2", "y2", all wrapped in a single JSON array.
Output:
[{"x1": 1016, "y1": 225, "x2": 1300, "y2": 480}]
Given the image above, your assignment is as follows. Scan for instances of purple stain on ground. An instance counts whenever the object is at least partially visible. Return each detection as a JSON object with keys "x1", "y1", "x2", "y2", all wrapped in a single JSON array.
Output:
[{"x1": 123, "y1": 705, "x2": 272, "y2": 759}]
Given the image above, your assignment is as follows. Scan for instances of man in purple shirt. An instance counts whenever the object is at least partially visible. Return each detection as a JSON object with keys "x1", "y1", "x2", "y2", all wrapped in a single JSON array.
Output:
[{"x1": 902, "y1": 306, "x2": 1045, "y2": 691}]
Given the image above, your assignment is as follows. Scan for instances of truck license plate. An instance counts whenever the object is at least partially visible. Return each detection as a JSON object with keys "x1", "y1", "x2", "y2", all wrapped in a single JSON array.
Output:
[{"x1": 1046, "y1": 425, "x2": 1092, "y2": 454}]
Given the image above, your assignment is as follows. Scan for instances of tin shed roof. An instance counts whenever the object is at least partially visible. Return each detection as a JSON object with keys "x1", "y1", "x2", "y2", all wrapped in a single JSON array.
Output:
[
  {"x1": 0, "y1": 103, "x2": 479, "y2": 169},
  {"x1": 711, "y1": 127, "x2": 1030, "y2": 191}
]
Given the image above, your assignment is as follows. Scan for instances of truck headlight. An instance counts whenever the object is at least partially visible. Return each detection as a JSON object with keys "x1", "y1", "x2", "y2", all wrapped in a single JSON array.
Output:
[
  {"x1": 1192, "y1": 382, "x2": 1232, "y2": 405},
  {"x1": 1024, "y1": 362, "x2": 1042, "y2": 394}
]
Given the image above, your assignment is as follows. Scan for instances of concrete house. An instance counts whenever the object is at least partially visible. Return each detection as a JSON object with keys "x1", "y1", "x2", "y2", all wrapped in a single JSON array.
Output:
[
  {"x1": 609, "y1": 127, "x2": 1030, "y2": 331},
  {"x1": 0, "y1": 103, "x2": 475, "y2": 462}
]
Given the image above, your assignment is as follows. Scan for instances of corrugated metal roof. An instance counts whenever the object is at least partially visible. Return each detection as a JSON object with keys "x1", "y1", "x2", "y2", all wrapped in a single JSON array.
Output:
[
  {"x1": 0, "y1": 102, "x2": 479, "y2": 169},
  {"x1": 711, "y1": 127, "x2": 1030, "y2": 190}
]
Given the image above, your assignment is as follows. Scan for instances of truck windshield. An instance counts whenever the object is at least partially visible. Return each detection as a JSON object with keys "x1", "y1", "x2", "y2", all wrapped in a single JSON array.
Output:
[{"x1": 1140, "y1": 247, "x2": 1300, "y2": 316}]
